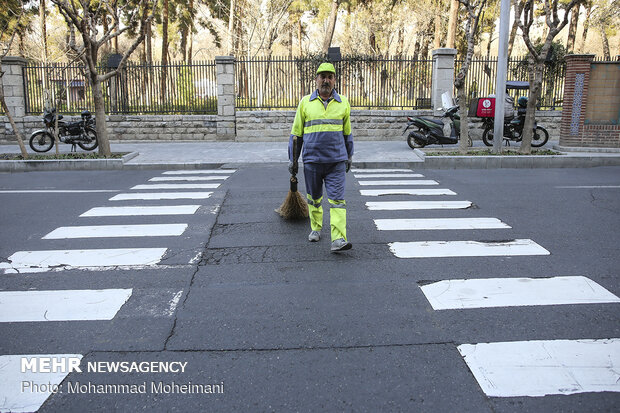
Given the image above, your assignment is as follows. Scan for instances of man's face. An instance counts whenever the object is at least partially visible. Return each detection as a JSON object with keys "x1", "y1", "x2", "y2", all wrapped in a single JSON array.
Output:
[{"x1": 316, "y1": 72, "x2": 335, "y2": 96}]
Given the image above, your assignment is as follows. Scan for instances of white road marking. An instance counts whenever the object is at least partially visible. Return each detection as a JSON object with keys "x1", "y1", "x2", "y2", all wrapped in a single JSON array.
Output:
[
  {"x1": 80, "y1": 205, "x2": 200, "y2": 217},
  {"x1": 7, "y1": 248, "x2": 167, "y2": 270},
  {"x1": 131, "y1": 183, "x2": 220, "y2": 190},
  {"x1": 361, "y1": 188, "x2": 456, "y2": 196},
  {"x1": 353, "y1": 173, "x2": 424, "y2": 178},
  {"x1": 0, "y1": 190, "x2": 119, "y2": 193},
  {"x1": 43, "y1": 224, "x2": 188, "y2": 239},
  {"x1": 458, "y1": 339, "x2": 620, "y2": 397},
  {"x1": 366, "y1": 201, "x2": 472, "y2": 210},
  {"x1": 0, "y1": 289, "x2": 132, "y2": 322},
  {"x1": 162, "y1": 170, "x2": 235, "y2": 174},
  {"x1": 1, "y1": 263, "x2": 191, "y2": 275},
  {"x1": 421, "y1": 276, "x2": 620, "y2": 310},
  {"x1": 0, "y1": 354, "x2": 83, "y2": 412},
  {"x1": 351, "y1": 169, "x2": 413, "y2": 173},
  {"x1": 358, "y1": 180, "x2": 438, "y2": 186},
  {"x1": 166, "y1": 290, "x2": 184, "y2": 316},
  {"x1": 389, "y1": 239, "x2": 550, "y2": 258},
  {"x1": 149, "y1": 176, "x2": 227, "y2": 181},
  {"x1": 375, "y1": 217, "x2": 510, "y2": 231},
  {"x1": 556, "y1": 185, "x2": 620, "y2": 189},
  {"x1": 110, "y1": 192, "x2": 213, "y2": 200}
]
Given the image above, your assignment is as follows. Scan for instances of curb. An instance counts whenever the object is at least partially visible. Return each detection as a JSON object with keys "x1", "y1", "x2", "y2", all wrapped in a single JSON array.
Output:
[{"x1": 0, "y1": 152, "x2": 138, "y2": 172}]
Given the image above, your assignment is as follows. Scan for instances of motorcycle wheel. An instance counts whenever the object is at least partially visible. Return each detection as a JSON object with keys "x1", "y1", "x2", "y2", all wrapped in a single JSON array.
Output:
[
  {"x1": 29, "y1": 131, "x2": 54, "y2": 153},
  {"x1": 77, "y1": 127, "x2": 98, "y2": 151},
  {"x1": 531, "y1": 126, "x2": 549, "y2": 148},
  {"x1": 407, "y1": 131, "x2": 426, "y2": 149},
  {"x1": 481, "y1": 127, "x2": 494, "y2": 147},
  {"x1": 467, "y1": 136, "x2": 473, "y2": 147}
]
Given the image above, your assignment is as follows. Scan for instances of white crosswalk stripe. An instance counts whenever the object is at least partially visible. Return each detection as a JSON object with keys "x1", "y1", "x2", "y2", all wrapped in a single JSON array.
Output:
[
  {"x1": 389, "y1": 239, "x2": 550, "y2": 258},
  {"x1": 458, "y1": 339, "x2": 620, "y2": 397},
  {"x1": 374, "y1": 217, "x2": 510, "y2": 231},
  {"x1": 0, "y1": 354, "x2": 83, "y2": 412},
  {"x1": 358, "y1": 180, "x2": 438, "y2": 186},
  {"x1": 7, "y1": 248, "x2": 168, "y2": 270},
  {"x1": 353, "y1": 173, "x2": 424, "y2": 178},
  {"x1": 0, "y1": 289, "x2": 133, "y2": 322},
  {"x1": 110, "y1": 192, "x2": 213, "y2": 200},
  {"x1": 351, "y1": 168, "x2": 413, "y2": 173},
  {"x1": 43, "y1": 224, "x2": 188, "y2": 239},
  {"x1": 131, "y1": 183, "x2": 220, "y2": 190},
  {"x1": 80, "y1": 205, "x2": 200, "y2": 217},
  {"x1": 366, "y1": 201, "x2": 472, "y2": 210},
  {"x1": 149, "y1": 176, "x2": 228, "y2": 181},
  {"x1": 162, "y1": 169, "x2": 235, "y2": 174},
  {"x1": 361, "y1": 188, "x2": 456, "y2": 196},
  {"x1": 420, "y1": 276, "x2": 620, "y2": 310}
]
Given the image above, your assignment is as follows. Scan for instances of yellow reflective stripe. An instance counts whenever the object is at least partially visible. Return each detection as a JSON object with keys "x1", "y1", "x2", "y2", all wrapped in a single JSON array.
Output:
[
  {"x1": 307, "y1": 194, "x2": 323, "y2": 207},
  {"x1": 303, "y1": 124, "x2": 344, "y2": 134},
  {"x1": 328, "y1": 199, "x2": 346, "y2": 208},
  {"x1": 304, "y1": 119, "x2": 343, "y2": 128}
]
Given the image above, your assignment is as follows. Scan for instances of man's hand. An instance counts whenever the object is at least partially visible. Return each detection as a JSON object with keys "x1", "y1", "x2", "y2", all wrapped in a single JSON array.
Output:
[
  {"x1": 346, "y1": 158, "x2": 352, "y2": 173},
  {"x1": 288, "y1": 161, "x2": 298, "y2": 175}
]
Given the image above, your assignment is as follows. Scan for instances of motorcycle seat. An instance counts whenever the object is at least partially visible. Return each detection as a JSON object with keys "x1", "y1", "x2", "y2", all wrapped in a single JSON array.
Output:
[{"x1": 420, "y1": 117, "x2": 444, "y2": 126}]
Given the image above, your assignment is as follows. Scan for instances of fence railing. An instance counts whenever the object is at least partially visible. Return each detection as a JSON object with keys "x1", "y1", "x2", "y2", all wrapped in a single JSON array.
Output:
[
  {"x1": 235, "y1": 55, "x2": 434, "y2": 110},
  {"x1": 22, "y1": 55, "x2": 572, "y2": 115},
  {"x1": 455, "y1": 57, "x2": 566, "y2": 110},
  {"x1": 24, "y1": 60, "x2": 217, "y2": 115}
]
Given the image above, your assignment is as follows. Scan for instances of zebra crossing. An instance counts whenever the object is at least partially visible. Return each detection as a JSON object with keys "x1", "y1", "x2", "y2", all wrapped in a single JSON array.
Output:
[
  {"x1": 356, "y1": 168, "x2": 620, "y2": 398},
  {"x1": 0, "y1": 169, "x2": 235, "y2": 412}
]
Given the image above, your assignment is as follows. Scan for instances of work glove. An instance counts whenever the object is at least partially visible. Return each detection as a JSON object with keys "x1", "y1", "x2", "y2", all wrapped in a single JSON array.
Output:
[
  {"x1": 346, "y1": 158, "x2": 352, "y2": 173},
  {"x1": 288, "y1": 161, "x2": 298, "y2": 175}
]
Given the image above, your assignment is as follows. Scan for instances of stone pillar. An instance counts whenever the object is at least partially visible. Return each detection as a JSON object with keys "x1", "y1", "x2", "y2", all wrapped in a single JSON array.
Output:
[
  {"x1": 431, "y1": 48, "x2": 457, "y2": 116},
  {"x1": 215, "y1": 56, "x2": 236, "y2": 141},
  {"x1": 559, "y1": 54, "x2": 595, "y2": 147},
  {"x1": 1, "y1": 56, "x2": 27, "y2": 141}
]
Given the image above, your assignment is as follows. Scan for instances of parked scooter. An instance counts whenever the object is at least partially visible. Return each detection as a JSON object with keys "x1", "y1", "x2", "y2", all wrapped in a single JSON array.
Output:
[
  {"x1": 29, "y1": 108, "x2": 98, "y2": 153},
  {"x1": 403, "y1": 104, "x2": 472, "y2": 149},
  {"x1": 476, "y1": 81, "x2": 549, "y2": 148}
]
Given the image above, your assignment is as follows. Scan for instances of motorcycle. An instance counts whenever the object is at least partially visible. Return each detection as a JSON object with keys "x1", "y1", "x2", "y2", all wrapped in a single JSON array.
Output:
[
  {"x1": 29, "y1": 108, "x2": 98, "y2": 153},
  {"x1": 403, "y1": 104, "x2": 472, "y2": 149},
  {"x1": 477, "y1": 81, "x2": 549, "y2": 148}
]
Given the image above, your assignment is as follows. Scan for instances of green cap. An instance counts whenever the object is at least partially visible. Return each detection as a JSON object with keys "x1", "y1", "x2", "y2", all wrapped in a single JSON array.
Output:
[{"x1": 316, "y1": 62, "x2": 336, "y2": 74}]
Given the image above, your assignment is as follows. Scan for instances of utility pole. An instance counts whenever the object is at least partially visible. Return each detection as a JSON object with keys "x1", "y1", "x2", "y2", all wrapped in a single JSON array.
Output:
[{"x1": 493, "y1": 0, "x2": 511, "y2": 154}]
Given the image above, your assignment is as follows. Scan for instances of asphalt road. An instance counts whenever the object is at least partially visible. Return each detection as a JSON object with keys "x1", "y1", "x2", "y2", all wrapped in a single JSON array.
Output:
[{"x1": 0, "y1": 166, "x2": 619, "y2": 412}]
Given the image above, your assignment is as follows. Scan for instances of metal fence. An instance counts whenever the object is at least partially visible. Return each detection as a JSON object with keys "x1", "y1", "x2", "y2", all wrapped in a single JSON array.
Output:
[
  {"x1": 24, "y1": 60, "x2": 218, "y2": 115},
  {"x1": 455, "y1": 57, "x2": 566, "y2": 110},
  {"x1": 235, "y1": 55, "x2": 434, "y2": 110}
]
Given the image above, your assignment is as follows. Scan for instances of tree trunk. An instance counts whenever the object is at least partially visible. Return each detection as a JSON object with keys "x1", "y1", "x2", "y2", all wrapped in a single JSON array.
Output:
[
  {"x1": 161, "y1": 0, "x2": 169, "y2": 102},
  {"x1": 566, "y1": 3, "x2": 580, "y2": 53},
  {"x1": 446, "y1": 0, "x2": 459, "y2": 48},
  {"x1": 92, "y1": 77, "x2": 111, "y2": 157},
  {"x1": 298, "y1": 19, "x2": 303, "y2": 56},
  {"x1": 0, "y1": 65, "x2": 28, "y2": 158},
  {"x1": 322, "y1": 0, "x2": 339, "y2": 53},
  {"x1": 228, "y1": 0, "x2": 235, "y2": 54},
  {"x1": 520, "y1": 61, "x2": 543, "y2": 154},
  {"x1": 146, "y1": 23, "x2": 152, "y2": 63},
  {"x1": 579, "y1": 3, "x2": 592, "y2": 52},
  {"x1": 508, "y1": 0, "x2": 525, "y2": 57},
  {"x1": 434, "y1": 14, "x2": 442, "y2": 49},
  {"x1": 600, "y1": 25, "x2": 611, "y2": 59},
  {"x1": 457, "y1": 84, "x2": 469, "y2": 153}
]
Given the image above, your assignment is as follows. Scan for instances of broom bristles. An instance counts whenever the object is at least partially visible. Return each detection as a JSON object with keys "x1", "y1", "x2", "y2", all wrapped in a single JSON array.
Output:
[{"x1": 275, "y1": 190, "x2": 309, "y2": 220}]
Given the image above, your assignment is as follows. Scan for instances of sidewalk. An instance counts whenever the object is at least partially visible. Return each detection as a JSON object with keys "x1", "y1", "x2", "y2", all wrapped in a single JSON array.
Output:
[{"x1": 2, "y1": 140, "x2": 620, "y2": 171}]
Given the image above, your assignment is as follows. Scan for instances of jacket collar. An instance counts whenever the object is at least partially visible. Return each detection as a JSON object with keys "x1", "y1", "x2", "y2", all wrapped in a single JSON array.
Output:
[{"x1": 310, "y1": 89, "x2": 342, "y2": 103}]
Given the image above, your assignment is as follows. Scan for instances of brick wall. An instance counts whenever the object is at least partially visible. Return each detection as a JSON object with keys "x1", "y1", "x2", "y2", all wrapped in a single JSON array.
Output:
[{"x1": 560, "y1": 55, "x2": 620, "y2": 148}]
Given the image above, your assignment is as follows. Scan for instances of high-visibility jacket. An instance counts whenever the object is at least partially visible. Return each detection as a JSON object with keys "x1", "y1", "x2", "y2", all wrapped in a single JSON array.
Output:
[{"x1": 289, "y1": 90, "x2": 354, "y2": 164}]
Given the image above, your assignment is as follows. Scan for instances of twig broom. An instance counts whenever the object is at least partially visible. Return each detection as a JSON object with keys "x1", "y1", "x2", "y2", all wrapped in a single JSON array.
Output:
[{"x1": 275, "y1": 136, "x2": 309, "y2": 220}]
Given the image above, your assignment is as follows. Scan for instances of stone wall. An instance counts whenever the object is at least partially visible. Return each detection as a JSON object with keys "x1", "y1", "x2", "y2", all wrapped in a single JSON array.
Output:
[{"x1": 2, "y1": 110, "x2": 562, "y2": 143}]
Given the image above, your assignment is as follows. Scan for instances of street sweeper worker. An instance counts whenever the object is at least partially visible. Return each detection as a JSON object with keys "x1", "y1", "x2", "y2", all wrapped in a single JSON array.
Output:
[{"x1": 288, "y1": 62, "x2": 354, "y2": 252}]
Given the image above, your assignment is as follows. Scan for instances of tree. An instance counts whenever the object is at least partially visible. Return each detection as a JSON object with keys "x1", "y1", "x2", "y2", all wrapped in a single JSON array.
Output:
[
  {"x1": 516, "y1": 0, "x2": 579, "y2": 153},
  {"x1": 591, "y1": 0, "x2": 619, "y2": 59},
  {"x1": 0, "y1": 0, "x2": 29, "y2": 158},
  {"x1": 454, "y1": 0, "x2": 486, "y2": 153},
  {"x1": 508, "y1": 0, "x2": 527, "y2": 56},
  {"x1": 566, "y1": 0, "x2": 581, "y2": 53},
  {"x1": 322, "y1": 0, "x2": 340, "y2": 52},
  {"x1": 446, "y1": 0, "x2": 459, "y2": 48},
  {"x1": 51, "y1": 0, "x2": 158, "y2": 157}
]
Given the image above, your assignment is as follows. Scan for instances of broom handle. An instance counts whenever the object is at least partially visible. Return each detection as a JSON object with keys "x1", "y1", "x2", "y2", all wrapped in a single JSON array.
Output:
[{"x1": 292, "y1": 136, "x2": 298, "y2": 176}]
